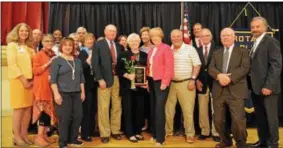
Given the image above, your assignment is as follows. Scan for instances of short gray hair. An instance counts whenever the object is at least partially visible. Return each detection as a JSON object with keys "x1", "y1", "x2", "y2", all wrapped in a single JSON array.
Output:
[
  {"x1": 76, "y1": 27, "x2": 87, "y2": 33},
  {"x1": 220, "y1": 27, "x2": 235, "y2": 36},
  {"x1": 201, "y1": 28, "x2": 213, "y2": 37},
  {"x1": 127, "y1": 33, "x2": 141, "y2": 44},
  {"x1": 251, "y1": 16, "x2": 268, "y2": 30}
]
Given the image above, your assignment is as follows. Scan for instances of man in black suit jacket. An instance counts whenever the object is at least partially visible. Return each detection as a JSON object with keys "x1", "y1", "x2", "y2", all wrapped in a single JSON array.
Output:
[
  {"x1": 196, "y1": 28, "x2": 220, "y2": 142},
  {"x1": 249, "y1": 17, "x2": 282, "y2": 148},
  {"x1": 209, "y1": 28, "x2": 250, "y2": 148},
  {"x1": 191, "y1": 23, "x2": 203, "y2": 49},
  {"x1": 92, "y1": 24, "x2": 123, "y2": 143},
  {"x1": 32, "y1": 29, "x2": 43, "y2": 52}
]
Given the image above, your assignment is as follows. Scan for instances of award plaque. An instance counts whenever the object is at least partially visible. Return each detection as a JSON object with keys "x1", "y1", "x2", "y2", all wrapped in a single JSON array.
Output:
[{"x1": 135, "y1": 66, "x2": 146, "y2": 85}]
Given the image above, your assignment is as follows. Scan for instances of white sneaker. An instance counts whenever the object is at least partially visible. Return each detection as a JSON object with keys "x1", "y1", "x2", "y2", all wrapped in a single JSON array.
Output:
[{"x1": 155, "y1": 142, "x2": 164, "y2": 147}]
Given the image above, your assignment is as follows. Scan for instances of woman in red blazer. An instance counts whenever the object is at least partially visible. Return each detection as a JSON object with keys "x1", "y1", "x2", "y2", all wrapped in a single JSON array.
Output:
[{"x1": 147, "y1": 27, "x2": 174, "y2": 146}]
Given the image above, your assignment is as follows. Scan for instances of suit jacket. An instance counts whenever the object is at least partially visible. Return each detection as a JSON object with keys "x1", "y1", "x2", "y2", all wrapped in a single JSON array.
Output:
[
  {"x1": 78, "y1": 49, "x2": 95, "y2": 91},
  {"x1": 208, "y1": 46, "x2": 250, "y2": 99},
  {"x1": 196, "y1": 42, "x2": 217, "y2": 94},
  {"x1": 146, "y1": 43, "x2": 174, "y2": 86},
  {"x1": 92, "y1": 39, "x2": 122, "y2": 88},
  {"x1": 250, "y1": 34, "x2": 282, "y2": 95},
  {"x1": 116, "y1": 50, "x2": 147, "y2": 95}
]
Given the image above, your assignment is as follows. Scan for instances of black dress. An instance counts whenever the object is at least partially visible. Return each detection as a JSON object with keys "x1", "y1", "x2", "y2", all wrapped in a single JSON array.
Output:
[{"x1": 116, "y1": 50, "x2": 148, "y2": 138}]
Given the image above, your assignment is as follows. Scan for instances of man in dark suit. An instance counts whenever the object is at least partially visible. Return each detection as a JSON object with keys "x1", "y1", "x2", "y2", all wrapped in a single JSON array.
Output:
[
  {"x1": 191, "y1": 23, "x2": 203, "y2": 49},
  {"x1": 32, "y1": 29, "x2": 43, "y2": 52},
  {"x1": 196, "y1": 28, "x2": 220, "y2": 142},
  {"x1": 209, "y1": 28, "x2": 250, "y2": 148},
  {"x1": 249, "y1": 17, "x2": 282, "y2": 148},
  {"x1": 92, "y1": 24, "x2": 123, "y2": 143}
]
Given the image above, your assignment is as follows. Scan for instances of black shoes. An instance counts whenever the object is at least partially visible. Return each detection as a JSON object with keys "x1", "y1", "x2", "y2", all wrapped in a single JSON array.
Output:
[
  {"x1": 81, "y1": 136, "x2": 92, "y2": 142},
  {"x1": 212, "y1": 136, "x2": 221, "y2": 142},
  {"x1": 249, "y1": 141, "x2": 268, "y2": 147},
  {"x1": 112, "y1": 134, "x2": 122, "y2": 140},
  {"x1": 101, "y1": 137, "x2": 110, "y2": 143},
  {"x1": 68, "y1": 139, "x2": 84, "y2": 146},
  {"x1": 198, "y1": 135, "x2": 210, "y2": 140}
]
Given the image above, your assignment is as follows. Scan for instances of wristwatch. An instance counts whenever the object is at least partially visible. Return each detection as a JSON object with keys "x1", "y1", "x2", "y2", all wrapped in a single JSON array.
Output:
[{"x1": 189, "y1": 76, "x2": 196, "y2": 81}]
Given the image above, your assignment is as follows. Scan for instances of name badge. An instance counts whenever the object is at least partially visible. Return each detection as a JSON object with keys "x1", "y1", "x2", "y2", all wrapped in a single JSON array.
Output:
[{"x1": 18, "y1": 47, "x2": 25, "y2": 53}]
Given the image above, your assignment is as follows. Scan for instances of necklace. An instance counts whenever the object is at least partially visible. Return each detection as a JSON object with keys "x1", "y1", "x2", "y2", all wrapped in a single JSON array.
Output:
[{"x1": 62, "y1": 56, "x2": 76, "y2": 80}]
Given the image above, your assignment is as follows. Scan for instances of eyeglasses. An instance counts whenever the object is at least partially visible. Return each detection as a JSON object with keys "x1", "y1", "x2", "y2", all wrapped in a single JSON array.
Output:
[{"x1": 43, "y1": 40, "x2": 54, "y2": 43}]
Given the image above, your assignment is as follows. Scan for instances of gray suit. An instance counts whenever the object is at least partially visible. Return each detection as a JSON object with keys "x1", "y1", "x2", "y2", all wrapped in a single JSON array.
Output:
[{"x1": 249, "y1": 34, "x2": 282, "y2": 147}]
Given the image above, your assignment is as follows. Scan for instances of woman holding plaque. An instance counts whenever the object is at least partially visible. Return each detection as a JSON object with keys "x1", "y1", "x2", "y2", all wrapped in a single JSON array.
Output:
[
  {"x1": 116, "y1": 33, "x2": 148, "y2": 143},
  {"x1": 147, "y1": 27, "x2": 174, "y2": 146}
]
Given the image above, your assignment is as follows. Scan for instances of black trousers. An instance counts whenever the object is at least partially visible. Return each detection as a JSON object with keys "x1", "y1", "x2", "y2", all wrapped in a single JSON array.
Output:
[
  {"x1": 149, "y1": 78, "x2": 169, "y2": 144},
  {"x1": 55, "y1": 92, "x2": 83, "y2": 147},
  {"x1": 252, "y1": 92, "x2": 279, "y2": 147},
  {"x1": 213, "y1": 88, "x2": 247, "y2": 147},
  {"x1": 121, "y1": 88, "x2": 145, "y2": 138},
  {"x1": 143, "y1": 90, "x2": 151, "y2": 130},
  {"x1": 38, "y1": 111, "x2": 51, "y2": 126},
  {"x1": 81, "y1": 83, "x2": 98, "y2": 138}
]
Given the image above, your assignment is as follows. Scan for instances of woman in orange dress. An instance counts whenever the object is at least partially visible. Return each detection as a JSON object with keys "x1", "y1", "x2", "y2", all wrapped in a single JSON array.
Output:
[
  {"x1": 32, "y1": 34, "x2": 57, "y2": 147},
  {"x1": 6, "y1": 23, "x2": 35, "y2": 146}
]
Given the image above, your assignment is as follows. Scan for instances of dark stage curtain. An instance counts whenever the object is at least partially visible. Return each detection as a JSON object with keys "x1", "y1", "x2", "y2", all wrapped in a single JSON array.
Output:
[
  {"x1": 185, "y1": 2, "x2": 283, "y2": 125},
  {"x1": 48, "y1": 2, "x2": 181, "y2": 44}
]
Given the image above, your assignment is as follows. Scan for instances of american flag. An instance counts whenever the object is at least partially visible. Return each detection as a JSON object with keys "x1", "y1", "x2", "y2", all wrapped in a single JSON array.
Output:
[{"x1": 183, "y1": 7, "x2": 191, "y2": 44}]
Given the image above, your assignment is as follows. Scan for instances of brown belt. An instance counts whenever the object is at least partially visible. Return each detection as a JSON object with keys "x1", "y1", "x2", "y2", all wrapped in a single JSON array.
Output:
[{"x1": 171, "y1": 78, "x2": 190, "y2": 83}]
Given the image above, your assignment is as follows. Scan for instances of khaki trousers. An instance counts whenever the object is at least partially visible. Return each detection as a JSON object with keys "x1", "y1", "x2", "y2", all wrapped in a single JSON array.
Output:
[
  {"x1": 165, "y1": 80, "x2": 196, "y2": 137},
  {"x1": 97, "y1": 76, "x2": 121, "y2": 137},
  {"x1": 198, "y1": 88, "x2": 219, "y2": 136}
]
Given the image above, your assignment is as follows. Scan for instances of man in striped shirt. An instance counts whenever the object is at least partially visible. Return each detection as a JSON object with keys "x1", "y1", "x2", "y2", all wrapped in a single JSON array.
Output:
[{"x1": 165, "y1": 29, "x2": 201, "y2": 144}]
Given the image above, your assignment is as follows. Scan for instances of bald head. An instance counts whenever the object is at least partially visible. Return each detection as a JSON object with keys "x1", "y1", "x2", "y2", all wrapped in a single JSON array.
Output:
[
  {"x1": 170, "y1": 29, "x2": 183, "y2": 48},
  {"x1": 32, "y1": 29, "x2": 42, "y2": 43},
  {"x1": 220, "y1": 28, "x2": 235, "y2": 48},
  {"x1": 104, "y1": 24, "x2": 117, "y2": 41}
]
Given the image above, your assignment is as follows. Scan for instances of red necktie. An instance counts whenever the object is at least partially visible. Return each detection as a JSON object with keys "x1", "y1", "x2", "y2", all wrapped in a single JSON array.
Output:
[
  {"x1": 198, "y1": 39, "x2": 202, "y2": 48},
  {"x1": 204, "y1": 46, "x2": 208, "y2": 57},
  {"x1": 110, "y1": 41, "x2": 116, "y2": 75},
  {"x1": 110, "y1": 41, "x2": 116, "y2": 64}
]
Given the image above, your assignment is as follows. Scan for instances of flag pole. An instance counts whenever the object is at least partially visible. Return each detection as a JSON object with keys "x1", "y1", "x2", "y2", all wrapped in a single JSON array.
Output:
[{"x1": 181, "y1": 1, "x2": 184, "y2": 26}]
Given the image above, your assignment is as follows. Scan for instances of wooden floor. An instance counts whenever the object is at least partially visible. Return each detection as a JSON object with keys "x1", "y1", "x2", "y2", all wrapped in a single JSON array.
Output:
[{"x1": 1, "y1": 116, "x2": 282, "y2": 147}]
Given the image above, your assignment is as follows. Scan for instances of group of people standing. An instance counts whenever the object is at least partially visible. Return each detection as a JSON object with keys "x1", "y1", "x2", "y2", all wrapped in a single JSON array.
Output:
[{"x1": 6, "y1": 16, "x2": 281, "y2": 148}]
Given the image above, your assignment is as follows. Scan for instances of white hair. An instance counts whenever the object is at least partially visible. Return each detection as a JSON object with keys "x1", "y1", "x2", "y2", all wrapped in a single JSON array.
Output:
[
  {"x1": 76, "y1": 27, "x2": 87, "y2": 33},
  {"x1": 127, "y1": 33, "x2": 141, "y2": 44}
]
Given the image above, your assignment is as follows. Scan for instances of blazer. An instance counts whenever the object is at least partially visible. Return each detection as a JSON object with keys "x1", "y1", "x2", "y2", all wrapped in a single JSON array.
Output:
[
  {"x1": 250, "y1": 34, "x2": 282, "y2": 95},
  {"x1": 147, "y1": 43, "x2": 174, "y2": 86},
  {"x1": 78, "y1": 49, "x2": 95, "y2": 91},
  {"x1": 92, "y1": 39, "x2": 122, "y2": 88},
  {"x1": 7, "y1": 42, "x2": 35, "y2": 79},
  {"x1": 196, "y1": 42, "x2": 217, "y2": 94},
  {"x1": 209, "y1": 46, "x2": 250, "y2": 99},
  {"x1": 116, "y1": 50, "x2": 147, "y2": 94}
]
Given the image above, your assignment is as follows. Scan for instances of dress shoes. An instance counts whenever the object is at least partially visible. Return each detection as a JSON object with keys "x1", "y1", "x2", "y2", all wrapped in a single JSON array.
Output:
[
  {"x1": 198, "y1": 135, "x2": 210, "y2": 140},
  {"x1": 81, "y1": 136, "x2": 92, "y2": 142},
  {"x1": 215, "y1": 142, "x2": 233, "y2": 148},
  {"x1": 250, "y1": 141, "x2": 268, "y2": 147},
  {"x1": 212, "y1": 136, "x2": 221, "y2": 142},
  {"x1": 112, "y1": 134, "x2": 122, "y2": 140},
  {"x1": 101, "y1": 137, "x2": 110, "y2": 143}
]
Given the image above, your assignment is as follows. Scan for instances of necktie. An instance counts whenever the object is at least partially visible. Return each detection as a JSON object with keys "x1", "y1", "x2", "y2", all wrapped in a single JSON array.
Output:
[
  {"x1": 249, "y1": 40, "x2": 257, "y2": 59},
  {"x1": 222, "y1": 48, "x2": 229, "y2": 73},
  {"x1": 198, "y1": 39, "x2": 202, "y2": 48},
  {"x1": 110, "y1": 41, "x2": 116, "y2": 64},
  {"x1": 204, "y1": 45, "x2": 208, "y2": 64}
]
